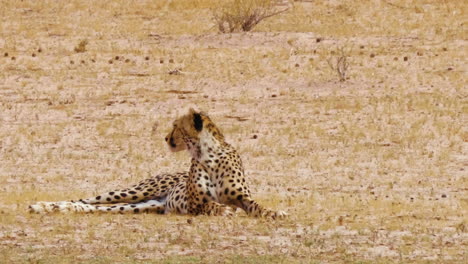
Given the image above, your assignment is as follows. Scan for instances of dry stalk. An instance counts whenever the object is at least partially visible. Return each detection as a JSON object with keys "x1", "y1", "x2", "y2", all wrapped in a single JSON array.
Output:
[{"x1": 327, "y1": 46, "x2": 351, "y2": 82}]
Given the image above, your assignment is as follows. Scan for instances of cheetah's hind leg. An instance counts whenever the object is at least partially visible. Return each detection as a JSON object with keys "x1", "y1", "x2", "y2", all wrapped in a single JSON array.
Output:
[
  {"x1": 75, "y1": 173, "x2": 187, "y2": 205},
  {"x1": 93, "y1": 199, "x2": 167, "y2": 214}
]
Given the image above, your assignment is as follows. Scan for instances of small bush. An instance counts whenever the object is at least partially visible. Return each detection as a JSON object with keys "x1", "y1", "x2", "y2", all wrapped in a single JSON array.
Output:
[{"x1": 213, "y1": 0, "x2": 290, "y2": 33}]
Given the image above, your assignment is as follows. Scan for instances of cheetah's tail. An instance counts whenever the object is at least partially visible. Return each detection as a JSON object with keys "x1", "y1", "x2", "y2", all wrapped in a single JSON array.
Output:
[{"x1": 28, "y1": 199, "x2": 166, "y2": 214}]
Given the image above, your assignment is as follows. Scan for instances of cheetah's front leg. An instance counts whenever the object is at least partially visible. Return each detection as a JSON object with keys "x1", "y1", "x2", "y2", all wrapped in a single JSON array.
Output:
[{"x1": 239, "y1": 197, "x2": 287, "y2": 219}]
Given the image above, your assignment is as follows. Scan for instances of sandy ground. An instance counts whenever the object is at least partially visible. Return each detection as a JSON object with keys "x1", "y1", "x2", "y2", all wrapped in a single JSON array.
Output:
[{"x1": 0, "y1": 1, "x2": 467, "y2": 263}]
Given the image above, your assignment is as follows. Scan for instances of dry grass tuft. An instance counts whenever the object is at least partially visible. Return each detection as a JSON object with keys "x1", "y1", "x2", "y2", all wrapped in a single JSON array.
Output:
[
  {"x1": 327, "y1": 45, "x2": 351, "y2": 82},
  {"x1": 74, "y1": 39, "x2": 88, "y2": 53}
]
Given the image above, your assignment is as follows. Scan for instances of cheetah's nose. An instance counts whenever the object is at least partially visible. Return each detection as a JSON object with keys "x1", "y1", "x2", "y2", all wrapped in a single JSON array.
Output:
[
  {"x1": 165, "y1": 137, "x2": 168, "y2": 142},
  {"x1": 169, "y1": 138, "x2": 176, "y2": 148}
]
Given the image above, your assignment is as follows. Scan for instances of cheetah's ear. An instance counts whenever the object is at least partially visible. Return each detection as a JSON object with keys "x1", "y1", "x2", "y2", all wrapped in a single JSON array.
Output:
[{"x1": 193, "y1": 112, "x2": 203, "y2": 132}]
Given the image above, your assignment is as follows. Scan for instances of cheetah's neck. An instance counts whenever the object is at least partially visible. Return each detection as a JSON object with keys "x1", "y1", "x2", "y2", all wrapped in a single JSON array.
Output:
[{"x1": 194, "y1": 129, "x2": 225, "y2": 162}]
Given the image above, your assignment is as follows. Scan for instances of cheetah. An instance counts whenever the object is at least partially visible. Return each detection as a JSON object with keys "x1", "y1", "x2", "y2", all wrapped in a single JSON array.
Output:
[
  {"x1": 166, "y1": 108, "x2": 286, "y2": 218},
  {"x1": 30, "y1": 108, "x2": 286, "y2": 219}
]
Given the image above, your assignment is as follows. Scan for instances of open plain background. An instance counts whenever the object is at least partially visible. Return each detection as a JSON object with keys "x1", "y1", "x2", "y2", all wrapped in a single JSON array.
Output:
[{"x1": 0, "y1": 0, "x2": 466, "y2": 263}]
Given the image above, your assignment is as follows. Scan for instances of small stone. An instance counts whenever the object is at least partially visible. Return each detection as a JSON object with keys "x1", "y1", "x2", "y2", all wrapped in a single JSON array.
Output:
[
  {"x1": 252, "y1": 135, "x2": 258, "y2": 139},
  {"x1": 145, "y1": 56, "x2": 150, "y2": 61},
  {"x1": 404, "y1": 56, "x2": 408, "y2": 61},
  {"x1": 370, "y1": 53, "x2": 375, "y2": 58},
  {"x1": 441, "y1": 194, "x2": 447, "y2": 198}
]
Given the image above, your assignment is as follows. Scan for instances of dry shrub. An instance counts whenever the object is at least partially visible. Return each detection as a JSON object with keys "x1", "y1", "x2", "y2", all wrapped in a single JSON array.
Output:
[{"x1": 213, "y1": 0, "x2": 290, "y2": 33}]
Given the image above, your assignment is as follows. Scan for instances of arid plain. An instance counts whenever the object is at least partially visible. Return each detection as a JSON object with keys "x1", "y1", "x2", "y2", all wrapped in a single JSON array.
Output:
[{"x1": 0, "y1": 0, "x2": 466, "y2": 263}]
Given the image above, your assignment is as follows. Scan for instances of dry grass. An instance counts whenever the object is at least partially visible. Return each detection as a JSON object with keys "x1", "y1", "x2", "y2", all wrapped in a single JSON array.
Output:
[{"x1": 0, "y1": 0, "x2": 467, "y2": 263}]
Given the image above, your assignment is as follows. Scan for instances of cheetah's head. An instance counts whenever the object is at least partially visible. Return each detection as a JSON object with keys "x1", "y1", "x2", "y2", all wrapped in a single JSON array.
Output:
[
  {"x1": 165, "y1": 108, "x2": 224, "y2": 153},
  {"x1": 164, "y1": 123, "x2": 187, "y2": 152}
]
